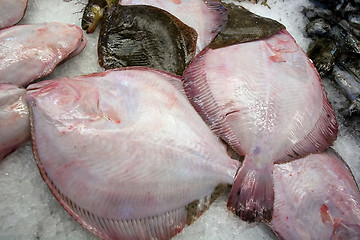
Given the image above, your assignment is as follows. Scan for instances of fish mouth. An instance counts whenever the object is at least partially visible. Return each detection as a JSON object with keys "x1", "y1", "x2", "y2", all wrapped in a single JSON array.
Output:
[{"x1": 81, "y1": 4, "x2": 105, "y2": 34}]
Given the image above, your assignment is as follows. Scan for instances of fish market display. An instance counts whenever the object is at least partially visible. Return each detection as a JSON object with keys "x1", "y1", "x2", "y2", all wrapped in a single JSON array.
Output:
[
  {"x1": 0, "y1": 84, "x2": 29, "y2": 161},
  {"x1": 271, "y1": 148, "x2": 360, "y2": 239},
  {"x1": 98, "y1": 5, "x2": 197, "y2": 75},
  {"x1": 0, "y1": 22, "x2": 87, "y2": 87},
  {"x1": 304, "y1": 0, "x2": 360, "y2": 115},
  {"x1": 183, "y1": 29, "x2": 338, "y2": 222},
  {"x1": 0, "y1": 0, "x2": 28, "y2": 29},
  {"x1": 26, "y1": 68, "x2": 240, "y2": 240},
  {"x1": 120, "y1": 0, "x2": 228, "y2": 53}
]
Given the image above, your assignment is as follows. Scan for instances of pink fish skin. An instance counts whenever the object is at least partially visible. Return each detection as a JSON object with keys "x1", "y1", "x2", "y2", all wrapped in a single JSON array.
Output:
[
  {"x1": 183, "y1": 29, "x2": 338, "y2": 222},
  {"x1": 0, "y1": 83, "x2": 29, "y2": 161},
  {"x1": 26, "y1": 67, "x2": 240, "y2": 240},
  {"x1": 0, "y1": 22, "x2": 87, "y2": 87},
  {"x1": 271, "y1": 149, "x2": 360, "y2": 240},
  {"x1": 0, "y1": 0, "x2": 28, "y2": 29},
  {"x1": 120, "y1": 0, "x2": 228, "y2": 53}
]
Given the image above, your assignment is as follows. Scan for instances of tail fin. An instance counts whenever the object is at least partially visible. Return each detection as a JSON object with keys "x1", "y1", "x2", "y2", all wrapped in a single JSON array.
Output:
[{"x1": 227, "y1": 157, "x2": 274, "y2": 222}]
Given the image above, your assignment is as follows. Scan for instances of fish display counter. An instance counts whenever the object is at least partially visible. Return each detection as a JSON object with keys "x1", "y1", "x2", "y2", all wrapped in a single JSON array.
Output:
[{"x1": 0, "y1": 0, "x2": 359, "y2": 239}]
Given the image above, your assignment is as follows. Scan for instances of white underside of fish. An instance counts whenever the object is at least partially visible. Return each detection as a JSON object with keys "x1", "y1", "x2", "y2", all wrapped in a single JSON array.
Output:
[
  {"x1": 0, "y1": 0, "x2": 28, "y2": 29},
  {"x1": 183, "y1": 29, "x2": 338, "y2": 222},
  {"x1": 26, "y1": 67, "x2": 239, "y2": 240},
  {"x1": 271, "y1": 149, "x2": 360, "y2": 240},
  {"x1": 0, "y1": 22, "x2": 87, "y2": 87},
  {"x1": 120, "y1": 0, "x2": 228, "y2": 53},
  {"x1": 0, "y1": 83, "x2": 29, "y2": 160}
]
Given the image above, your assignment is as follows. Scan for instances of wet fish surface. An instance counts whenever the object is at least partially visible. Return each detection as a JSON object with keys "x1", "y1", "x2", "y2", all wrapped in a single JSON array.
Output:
[
  {"x1": 0, "y1": 0, "x2": 28, "y2": 29},
  {"x1": 26, "y1": 67, "x2": 240, "y2": 240},
  {"x1": 271, "y1": 148, "x2": 360, "y2": 240},
  {"x1": 0, "y1": 22, "x2": 87, "y2": 87},
  {"x1": 0, "y1": 84, "x2": 29, "y2": 161},
  {"x1": 183, "y1": 29, "x2": 338, "y2": 222},
  {"x1": 98, "y1": 5, "x2": 197, "y2": 75}
]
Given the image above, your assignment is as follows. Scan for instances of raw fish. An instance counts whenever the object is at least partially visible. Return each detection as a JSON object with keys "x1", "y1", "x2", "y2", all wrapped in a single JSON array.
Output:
[
  {"x1": 0, "y1": 84, "x2": 29, "y2": 161},
  {"x1": 332, "y1": 65, "x2": 360, "y2": 115},
  {"x1": 183, "y1": 29, "x2": 338, "y2": 222},
  {"x1": 26, "y1": 67, "x2": 240, "y2": 240},
  {"x1": 271, "y1": 149, "x2": 360, "y2": 240},
  {"x1": 0, "y1": 0, "x2": 28, "y2": 29},
  {"x1": 82, "y1": 0, "x2": 118, "y2": 33},
  {"x1": 0, "y1": 22, "x2": 87, "y2": 87},
  {"x1": 120, "y1": 0, "x2": 228, "y2": 53},
  {"x1": 98, "y1": 5, "x2": 197, "y2": 75}
]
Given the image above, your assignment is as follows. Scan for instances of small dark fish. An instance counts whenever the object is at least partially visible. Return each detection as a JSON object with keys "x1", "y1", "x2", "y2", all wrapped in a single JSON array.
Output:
[
  {"x1": 307, "y1": 38, "x2": 339, "y2": 75},
  {"x1": 338, "y1": 52, "x2": 360, "y2": 80},
  {"x1": 98, "y1": 5, "x2": 197, "y2": 75},
  {"x1": 81, "y1": 0, "x2": 118, "y2": 33},
  {"x1": 306, "y1": 18, "x2": 332, "y2": 38},
  {"x1": 332, "y1": 65, "x2": 360, "y2": 115},
  {"x1": 330, "y1": 24, "x2": 360, "y2": 54}
]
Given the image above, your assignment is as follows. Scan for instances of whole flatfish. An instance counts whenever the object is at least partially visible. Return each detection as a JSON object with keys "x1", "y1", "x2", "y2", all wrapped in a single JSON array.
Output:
[{"x1": 26, "y1": 67, "x2": 240, "y2": 240}]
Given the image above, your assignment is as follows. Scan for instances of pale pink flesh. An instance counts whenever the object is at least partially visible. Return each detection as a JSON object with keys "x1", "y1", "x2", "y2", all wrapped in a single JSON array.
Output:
[
  {"x1": 183, "y1": 30, "x2": 338, "y2": 222},
  {"x1": 0, "y1": 0, "x2": 28, "y2": 29},
  {"x1": 0, "y1": 83, "x2": 29, "y2": 160},
  {"x1": 271, "y1": 149, "x2": 360, "y2": 240},
  {"x1": 120, "y1": 0, "x2": 228, "y2": 53},
  {"x1": 0, "y1": 22, "x2": 87, "y2": 87},
  {"x1": 26, "y1": 67, "x2": 240, "y2": 240}
]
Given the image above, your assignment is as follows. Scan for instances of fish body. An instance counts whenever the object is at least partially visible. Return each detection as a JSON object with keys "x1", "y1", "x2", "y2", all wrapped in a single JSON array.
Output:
[
  {"x1": 120, "y1": 0, "x2": 228, "y2": 53},
  {"x1": 98, "y1": 5, "x2": 197, "y2": 75},
  {"x1": 332, "y1": 65, "x2": 360, "y2": 115},
  {"x1": 26, "y1": 67, "x2": 239, "y2": 240},
  {"x1": 271, "y1": 149, "x2": 360, "y2": 240},
  {"x1": 0, "y1": 23, "x2": 86, "y2": 87},
  {"x1": 0, "y1": 0, "x2": 28, "y2": 29},
  {"x1": 0, "y1": 84, "x2": 29, "y2": 160},
  {"x1": 183, "y1": 29, "x2": 338, "y2": 222}
]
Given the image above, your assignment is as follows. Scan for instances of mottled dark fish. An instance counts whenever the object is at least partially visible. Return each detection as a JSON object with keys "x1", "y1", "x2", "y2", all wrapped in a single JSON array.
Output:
[{"x1": 98, "y1": 5, "x2": 197, "y2": 75}]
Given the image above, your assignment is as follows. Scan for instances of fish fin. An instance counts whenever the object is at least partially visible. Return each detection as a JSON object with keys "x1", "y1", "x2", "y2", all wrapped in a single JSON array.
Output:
[
  {"x1": 183, "y1": 48, "x2": 244, "y2": 155},
  {"x1": 320, "y1": 204, "x2": 360, "y2": 240},
  {"x1": 276, "y1": 93, "x2": 338, "y2": 163},
  {"x1": 204, "y1": 0, "x2": 229, "y2": 34},
  {"x1": 227, "y1": 157, "x2": 274, "y2": 222},
  {"x1": 331, "y1": 220, "x2": 360, "y2": 240}
]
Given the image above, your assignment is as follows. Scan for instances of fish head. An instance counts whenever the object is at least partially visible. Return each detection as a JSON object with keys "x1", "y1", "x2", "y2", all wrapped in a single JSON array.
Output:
[{"x1": 26, "y1": 79, "x2": 102, "y2": 125}]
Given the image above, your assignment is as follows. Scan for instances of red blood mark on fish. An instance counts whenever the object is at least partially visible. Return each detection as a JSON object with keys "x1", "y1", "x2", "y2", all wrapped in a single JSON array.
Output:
[
  {"x1": 269, "y1": 54, "x2": 286, "y2": 62},
  {"x1": 169, "y1": 0, "x2": 181, "y2": 4},
  {"x1": 320, "y1": 204, "x2": 333, "y2": 224}
]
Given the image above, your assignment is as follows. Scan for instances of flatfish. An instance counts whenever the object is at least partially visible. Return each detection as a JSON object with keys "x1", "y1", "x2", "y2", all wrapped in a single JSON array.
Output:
[{"x1": 26, "y1": 67, "x2": 240, "y2": 240}]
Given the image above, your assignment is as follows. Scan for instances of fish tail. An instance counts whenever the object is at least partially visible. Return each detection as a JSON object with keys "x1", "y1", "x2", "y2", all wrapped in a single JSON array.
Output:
[{"x1": 227, "y1": 157, "x2": 274, "y2": 223}]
